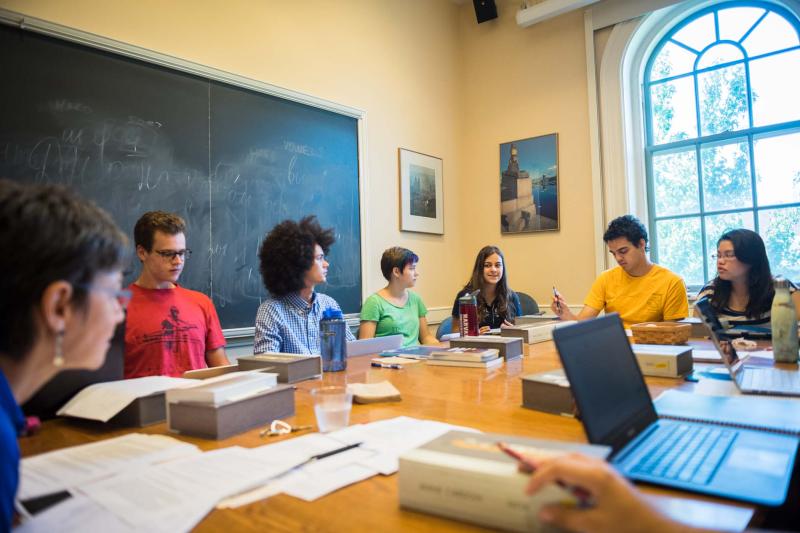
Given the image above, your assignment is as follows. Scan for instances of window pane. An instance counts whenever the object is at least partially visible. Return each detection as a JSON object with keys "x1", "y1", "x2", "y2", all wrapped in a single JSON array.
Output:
[
  {"x1": 698, "y1": 64, "x2": 749, "y2": 136},
  {"x1": 673, "y1": 13, "x2": 716, "y2": 52},
  {"x1": 656, "y1": 218, "x2": 704, "y2": 287},
  {"x1": 754, "y1": 131, "x2": 800, "y2": 206},
  {"x1": 650, "y1": 77, "x2": 697, "y2": 145},
  {"x1": 703, "y1": 211, "x2": 755, "y2": 283},
  {"x1": 718, "y1": 7, "x2": 765, "y2": 42},
  {"x1": 750, "y1": 50, "x2": 800, "y2": 127},
  {"x1": 650, "y1": 41, "x2": 698, "y2": 81},
  {"x1": 697, "y1": 43, "x2": 744, "y2": 69},
  {"x1": 741, "y1": 12, "x2": 800, "y2": 57},
  {"x1": 652, "y1": 149, "x2": 699, "y2": 216},
  {"x1": 758, "y1": 207, "x2": 800, "y2": 282},
  {"x1": 700, "y1": 140, "x2": 752, "y2": 212}
]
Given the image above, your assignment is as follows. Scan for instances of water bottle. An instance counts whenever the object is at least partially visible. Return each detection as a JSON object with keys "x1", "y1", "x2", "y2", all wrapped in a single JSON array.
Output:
[
  {"x1": 320, "y1": 308, "x2": 347, "y2": 371},
  {"x1": 458, "y1": 290, "x2": 480, "y2": 337},
  {"x1": 771, "y1": 277, "x2": 798, "y2": 364}
]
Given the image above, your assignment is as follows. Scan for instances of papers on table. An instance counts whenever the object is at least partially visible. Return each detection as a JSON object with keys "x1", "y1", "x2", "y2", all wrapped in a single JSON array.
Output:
[
  {"x1": 56, "y1": 376, "x2": 196, "y2": 422},
  {"x1": 19, "y1": 433, "x2": 200, "y2": 500}
]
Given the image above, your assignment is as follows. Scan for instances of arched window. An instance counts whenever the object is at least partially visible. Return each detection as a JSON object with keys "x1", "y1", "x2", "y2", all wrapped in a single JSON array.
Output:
[{"x1": 644, "y1": 1, "x2": 800, "y2": 288}]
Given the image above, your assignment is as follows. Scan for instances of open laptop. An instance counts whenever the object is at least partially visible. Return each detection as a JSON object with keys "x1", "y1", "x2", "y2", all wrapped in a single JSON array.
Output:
[
  {"x1": 553, "y1": 314, "x2": 797, "y2": 506},
  {"x1": 346, "y1": 334, "x2": 403, "y2": 357},
  {"x1": 695, "y1": 297, "x2": 800, "y2": 396}
]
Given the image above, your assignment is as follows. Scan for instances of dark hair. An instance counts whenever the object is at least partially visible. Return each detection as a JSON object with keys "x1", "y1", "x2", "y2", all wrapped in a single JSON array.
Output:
[
  {"x1": 134, "y1": 211, "x2": 186, "y2": 251},
  {"x1": 0, "y1": 180, "x2": 128, "y2": 362},
  {"x1": 710, "y1": 228, "x2": 774, "y2": 318},
  {"x1": 258, "y1": 215, "x2": 335, "y2": 297},
  {"x1": 380, "y1": 247, "x2": 419, "y2": 281},
  {"x1": 462, "y1": 245, "x2": 516, "y2": 323},
  {"x1": 603, "y1": 215, "x2": 648, "y2": 248}
]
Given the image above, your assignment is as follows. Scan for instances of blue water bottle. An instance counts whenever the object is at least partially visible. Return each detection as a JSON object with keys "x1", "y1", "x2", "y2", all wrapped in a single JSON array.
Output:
[{"x1": 320, "y1": 308, "x2": 347, "y2": 372}]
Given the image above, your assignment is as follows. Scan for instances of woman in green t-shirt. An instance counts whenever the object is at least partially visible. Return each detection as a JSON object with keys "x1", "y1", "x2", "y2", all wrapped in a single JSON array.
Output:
[{"x1": 358, "y1": 247, "x2": 439, "y2": 347}]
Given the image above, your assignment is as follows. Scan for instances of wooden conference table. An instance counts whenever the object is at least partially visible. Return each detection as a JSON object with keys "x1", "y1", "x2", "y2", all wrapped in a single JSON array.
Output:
[{"x1": 20, "y1": 341, "x2": 768, "y2": 532}]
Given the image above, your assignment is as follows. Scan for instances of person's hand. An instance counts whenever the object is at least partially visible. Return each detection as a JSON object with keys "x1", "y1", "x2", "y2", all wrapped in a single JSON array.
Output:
[
  {"x1": 525, "y1": 454, "x2": 682, "y2": 533},
  {"x1": 502, "y1": 319, "x2": 514, "y2": 327},
  {"x1": 479, "y1": 325, "x2": 491, "y2": 335},
  {"x1": 550, "y1": 291, "x2": 575, "y2": 320}
]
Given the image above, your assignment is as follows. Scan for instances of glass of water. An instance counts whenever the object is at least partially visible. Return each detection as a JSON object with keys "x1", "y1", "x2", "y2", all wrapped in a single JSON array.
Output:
[{"x1": 311, "y1": 386, "x2": 352, "y2": 433}]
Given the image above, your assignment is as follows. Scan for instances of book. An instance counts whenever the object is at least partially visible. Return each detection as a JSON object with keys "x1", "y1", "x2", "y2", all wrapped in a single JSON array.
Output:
[
  {"x1": 399, "y1": 430, "x2": 610, "y2": 532},
  {"x1": 521, "y1": 369, "x2": 576, "y2": 417},
  {"x1": 379, "y1": 345, "x2": 440, "y2": 359},
  {"x1": 347, "y1": 381, "x2": 402, "y2": 404},
  {"x1": 167, "y1": 372, "x2": 278, "y2": 406},
  {"x1": 429, "y1": 347, "x2": 499, "y2": 362},
  {"x1": 449, "y1": 336, "x2": 523, "y2": 360},
  {"x1": 237, "y1": 353, "x2": 321, "y2": 383},
  {"x1": 654, "y1": 390, "x2": 800, "y2": 436},
  {"x1": 501, "y1": 320, "x2": 576, "y2": 344},
  {"x1": 426, "y1": 357, "x2": 503, "y2": 369}
]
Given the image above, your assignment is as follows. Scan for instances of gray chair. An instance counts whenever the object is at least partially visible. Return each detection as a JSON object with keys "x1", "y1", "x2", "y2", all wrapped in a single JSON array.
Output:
[
  {"x1": 436, "y1": 316, "x2": 454, "y2": 340},
  {"x1": 517, "y1": 292, "x2": 540, "y2": 315}
]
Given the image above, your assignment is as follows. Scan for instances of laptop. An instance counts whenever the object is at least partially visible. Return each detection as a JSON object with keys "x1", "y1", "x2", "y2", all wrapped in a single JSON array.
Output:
[
  {"x1": 346, "y1": 334, "x2": 403, "y2": 357},
  {"x1": 553, "y1": 314, "x2": 798, "y2": 505},
  {"x1": 695, "y1": 297, "x2": 800, "y2": 396}
]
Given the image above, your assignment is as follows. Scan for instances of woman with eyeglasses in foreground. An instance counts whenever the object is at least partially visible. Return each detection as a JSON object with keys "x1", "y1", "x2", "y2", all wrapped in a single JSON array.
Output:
[
  {"x1": 0, "y1": 180, "x2": 128, "y2": 530},
  {"x1": 695, "y1": 228, "x2": 800, "y2": 328}
]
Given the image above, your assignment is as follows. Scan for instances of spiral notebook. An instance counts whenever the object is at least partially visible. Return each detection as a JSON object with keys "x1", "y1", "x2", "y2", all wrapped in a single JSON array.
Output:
[{"x1": 654, "y1": 390, "x2": 800, "y2": 436}]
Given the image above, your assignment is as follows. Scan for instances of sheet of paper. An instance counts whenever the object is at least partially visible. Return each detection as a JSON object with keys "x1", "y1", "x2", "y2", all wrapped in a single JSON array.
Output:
[
  {"x1": 79, "y1": 447, "x2": 282, "y2": 529},
  {"x1": 19, "y1": 433, "x2": 200, "y2": 500},
  {"x1": 56, "y1": 376, "x2": 196, "y2": 422}
]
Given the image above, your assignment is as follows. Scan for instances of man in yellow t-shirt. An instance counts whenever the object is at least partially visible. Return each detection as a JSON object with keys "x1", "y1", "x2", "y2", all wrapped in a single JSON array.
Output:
[{"x1": 551, "y1": 215, "x2": 688, "y2": 328}]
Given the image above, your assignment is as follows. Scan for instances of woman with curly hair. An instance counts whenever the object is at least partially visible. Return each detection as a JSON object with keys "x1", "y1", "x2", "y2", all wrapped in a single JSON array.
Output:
[
  {"x1": 254, "y1": 216, "x2": 354, "y2": 354},
  {"x1": 450, "y1": 246, "x2": 521, "y2": 334}
]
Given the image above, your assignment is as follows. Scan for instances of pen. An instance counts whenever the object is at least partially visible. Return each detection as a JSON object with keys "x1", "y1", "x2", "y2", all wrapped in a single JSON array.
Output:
[
  {"x1": 552, "y1": 286, "x2": 562, "y2": 314},
  {"x1": 371, "y1": 362, "x2": 403, "y2": 369},
  {"x1": 267, "y1": 442, "x2": 364, "y2": 481},
  {"x1": 497, "y1": 442, "x2": 593, "y2": 507}
]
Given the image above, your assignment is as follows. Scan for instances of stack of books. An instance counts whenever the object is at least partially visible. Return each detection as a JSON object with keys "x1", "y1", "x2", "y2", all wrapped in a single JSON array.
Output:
[{"x1": 425, "y1": 347, "x2": 502, "y2": 369}]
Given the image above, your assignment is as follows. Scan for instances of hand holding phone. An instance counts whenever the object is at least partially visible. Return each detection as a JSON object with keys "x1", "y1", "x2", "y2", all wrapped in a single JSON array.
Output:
[{"x1": 552, "y1": 286, "x2": 562, "y2": 314}]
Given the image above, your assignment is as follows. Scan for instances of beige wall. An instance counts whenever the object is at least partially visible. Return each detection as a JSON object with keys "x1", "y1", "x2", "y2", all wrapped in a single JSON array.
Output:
[{"x1": 0, "y1": 0, "x2": 597, "y2": 315}]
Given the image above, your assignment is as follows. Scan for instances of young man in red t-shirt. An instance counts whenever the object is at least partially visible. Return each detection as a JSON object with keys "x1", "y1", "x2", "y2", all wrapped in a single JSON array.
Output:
[{"x1": 124, "y1": 211, "x2": 228, "y2": 378}]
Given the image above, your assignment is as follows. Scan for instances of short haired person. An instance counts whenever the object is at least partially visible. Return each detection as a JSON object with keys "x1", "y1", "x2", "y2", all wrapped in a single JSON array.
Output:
[
  {"x1": 695, "y1": 228, "x2": 800, "y2": 328},
  {"x1": 254, "y1": 216, "x2": 355, "y2": 354},
  {"x1": 551, "y1": 215, "x2": 688, "y2": 328},
  {"x1": 451, "y1": 246, "x2": 522, "y2": 334},
  {"x1": 358, "y1": 247, "x2": 438, "y2": 347},
  {"x1": 0, "y1": 180, "x2": 128, "y2": 530},
  {"x1": 124, "y1": 211, "x2": 228, "y2": 378}
]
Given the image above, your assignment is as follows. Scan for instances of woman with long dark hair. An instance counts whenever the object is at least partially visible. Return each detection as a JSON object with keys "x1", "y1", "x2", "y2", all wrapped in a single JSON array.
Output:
[
  {"x1": 451, "y1": 246, "x2": 522, "y2": 334},
  {"x1": 696, "y1": 228, "x2": 800, "y2": 328}
]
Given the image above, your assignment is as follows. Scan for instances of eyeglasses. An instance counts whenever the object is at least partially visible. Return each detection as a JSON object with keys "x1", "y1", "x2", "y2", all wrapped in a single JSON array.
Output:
[
  {"x1": 154, "y1": 249, "x2": 192, "y2": 261},
  {"x1": 76, "y1": 284, "x2": 132, "y2": 309},
  {"x1": 711, "y1": 252, "x2": 737, "y2": 261}
]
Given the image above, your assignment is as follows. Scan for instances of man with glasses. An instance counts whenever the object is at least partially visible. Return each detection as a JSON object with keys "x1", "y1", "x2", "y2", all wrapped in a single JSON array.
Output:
[
  {"x1": 124, "y1": 211, "x2": 228, "y2": 378},
  {"x1": 550, "y1": 215, "x2": 688, "y2": 328}
]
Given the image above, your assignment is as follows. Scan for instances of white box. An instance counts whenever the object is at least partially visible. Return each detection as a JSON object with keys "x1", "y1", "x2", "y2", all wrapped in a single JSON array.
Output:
[{"x1": 632, "y1": 344, "x2": 693, "y2": 378}]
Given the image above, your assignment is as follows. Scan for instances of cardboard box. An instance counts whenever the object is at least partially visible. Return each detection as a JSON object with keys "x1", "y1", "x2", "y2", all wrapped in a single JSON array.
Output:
[
  {"x1": 181, "y1": 364, "x2": 239, "y2": 380},
  {"x1": 167, "y1": 384, "x2": 295, "y2": 440},
  {"x1": 237, "y1": 354, "x2": 322, "y2": 383},
  {"x1": 501, "y1": 320, "x2": 576, "y2": 344},
  {"x1": 521, "y1": 370, "x2": 576, "y2": 417},
  {"x1": 631, "y1": 344, "x2": 693, "y2": 378},
  {"x1": 108, "y1": 392, "x2": 167, "y2": 427},
  {"x1": 449, "y1": 336, "x2": 523, "y2": 360}
]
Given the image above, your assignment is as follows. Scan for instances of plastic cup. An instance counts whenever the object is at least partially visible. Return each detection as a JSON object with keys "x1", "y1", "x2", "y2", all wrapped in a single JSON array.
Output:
[{"x1": 311, "y1": 386, "x2": 352, "y2": 433}]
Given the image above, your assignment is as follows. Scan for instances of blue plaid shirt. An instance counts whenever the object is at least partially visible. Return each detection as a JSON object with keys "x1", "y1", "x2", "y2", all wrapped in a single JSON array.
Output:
[{"x1": 254, "y1": 291, "x2": 355, "y2": 355}]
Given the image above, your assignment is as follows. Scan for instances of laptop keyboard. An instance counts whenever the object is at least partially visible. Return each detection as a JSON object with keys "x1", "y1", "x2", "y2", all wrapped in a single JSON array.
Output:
[
  {"x1": 631, "y1": 423, "x2": 736, "y2": 485},
  {"x1": 741, "y1": 368, "x2": 800, "y2": 394}
]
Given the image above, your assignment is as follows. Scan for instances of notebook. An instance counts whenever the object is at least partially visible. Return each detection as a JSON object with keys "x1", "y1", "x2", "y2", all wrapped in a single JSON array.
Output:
[
  {"x1": 346, "y1": 334, "x2": 403, "y2": 357},
  {"x1": 695, "y1": 297, "x2": 800, "y2": 397},
  {"x1": 553, "y1": 314, "x2": 798, "y2": 506}
]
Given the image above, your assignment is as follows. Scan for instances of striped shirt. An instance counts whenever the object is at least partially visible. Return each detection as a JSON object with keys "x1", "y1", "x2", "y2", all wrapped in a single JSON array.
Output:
[
  {"x1": 254, "y1": 291, "x2": 354, "y2": 355},
  {"x1": 695, "y1": 279, "x2": 797, "y2": 329}
]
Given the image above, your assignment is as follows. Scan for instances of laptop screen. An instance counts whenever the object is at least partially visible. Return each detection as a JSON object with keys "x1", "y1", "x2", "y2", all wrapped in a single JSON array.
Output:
[
  {"x1": 553, "y1": 314, "x2": 657, "y2": 453},
  {"x1": 694, "y1": 297, "x2": 743, "y2": 371}
]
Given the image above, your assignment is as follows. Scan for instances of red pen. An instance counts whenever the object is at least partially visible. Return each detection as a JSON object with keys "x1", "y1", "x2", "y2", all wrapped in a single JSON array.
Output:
[{"x1": 497, "y1": 442, "x2": 593, "y2": 507}]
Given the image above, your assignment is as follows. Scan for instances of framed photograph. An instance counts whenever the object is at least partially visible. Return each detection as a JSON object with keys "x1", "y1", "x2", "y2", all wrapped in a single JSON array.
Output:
[
  {"x1": 499, "y1": 133, "x2": 559, "y2": 234},
  {"x1": 399, "y1": 148, "x2": 444, "y2": 234}
]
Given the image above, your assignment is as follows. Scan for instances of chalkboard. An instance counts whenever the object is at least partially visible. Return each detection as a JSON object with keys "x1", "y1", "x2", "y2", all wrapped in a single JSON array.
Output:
[{"x1": 0, "y1": 22, "x2": 362, "y2": 330}]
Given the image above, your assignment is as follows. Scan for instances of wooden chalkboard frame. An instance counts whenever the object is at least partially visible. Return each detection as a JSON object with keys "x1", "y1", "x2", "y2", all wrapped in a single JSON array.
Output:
[{"x1": 0, "y1": 8, "x2": 369, "y2": 338}]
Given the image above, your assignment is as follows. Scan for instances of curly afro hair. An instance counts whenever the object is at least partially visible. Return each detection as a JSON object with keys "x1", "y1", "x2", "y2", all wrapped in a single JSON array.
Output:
[
  {"x1": 258, "y1": 216, "x2": 335, "y2": 297},
  {"x1": 603, "y1": 215, "x2": 648, "y2": 248}
]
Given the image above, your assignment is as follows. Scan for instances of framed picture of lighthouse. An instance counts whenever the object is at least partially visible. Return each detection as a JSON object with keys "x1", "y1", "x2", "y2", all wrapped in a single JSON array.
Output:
[
  {"x1": 399, "y1": 148, "x2": 444, "y2": 234},
  {"x1": 499, "y1": 133, "x2": 559, "y2": 234}
]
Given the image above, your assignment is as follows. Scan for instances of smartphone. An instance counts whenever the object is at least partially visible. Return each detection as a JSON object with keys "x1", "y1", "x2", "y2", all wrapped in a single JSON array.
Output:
[{"x1": 552, "y1": 286, "x2": 562, "y2": 314}]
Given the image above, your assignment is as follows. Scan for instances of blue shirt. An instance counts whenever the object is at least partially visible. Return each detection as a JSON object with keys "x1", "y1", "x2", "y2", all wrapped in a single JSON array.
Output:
[
  {"x1": 0, "y1": 370, "x2": 24, "y2": 532},
  {"x1": 254, "y1": 292, "x2": 355, "y2": 355}
]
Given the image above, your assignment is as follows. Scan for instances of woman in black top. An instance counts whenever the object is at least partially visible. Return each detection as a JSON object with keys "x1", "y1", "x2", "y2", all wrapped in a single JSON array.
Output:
[{"x1": 451, "y1": 246, "x2": 522, "y2": 333}]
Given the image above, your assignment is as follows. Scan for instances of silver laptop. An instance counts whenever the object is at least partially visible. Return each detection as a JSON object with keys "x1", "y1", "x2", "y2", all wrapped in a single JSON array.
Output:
[
  {"x1": 695, "y1": 297, "x2": 800, "y2": 396},
  {"x1": 346, "y1": 334, "x2": 403, "y2": 357}
]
